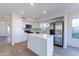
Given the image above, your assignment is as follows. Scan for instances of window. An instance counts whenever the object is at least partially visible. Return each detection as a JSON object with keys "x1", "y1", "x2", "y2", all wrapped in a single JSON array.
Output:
[{"x1": 72, "y1": 18, "x2": 79, "y2": 39}]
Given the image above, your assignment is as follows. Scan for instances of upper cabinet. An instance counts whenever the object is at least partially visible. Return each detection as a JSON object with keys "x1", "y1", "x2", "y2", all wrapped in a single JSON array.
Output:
[
  {"x1": 23, "y1": 20, "x2": 41, "y2": 29},
  {"x1": 32, "y1": 22, "x2": 41, "y2": 29}
]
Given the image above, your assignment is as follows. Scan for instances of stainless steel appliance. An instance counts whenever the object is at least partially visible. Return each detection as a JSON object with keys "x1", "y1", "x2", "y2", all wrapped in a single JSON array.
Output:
[{"x1": 54, "y1": 21, "x2": 64, "y2": 47}]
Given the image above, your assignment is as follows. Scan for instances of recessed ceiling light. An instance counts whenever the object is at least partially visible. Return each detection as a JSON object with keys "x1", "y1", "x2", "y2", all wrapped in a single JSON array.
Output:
[
  {"x1": 21, "y1": 11, "x2": 24, "y2": 14},
  {"x1": 1, "y1": 21, "x2": 4, "y2": 24},
  {"x1": 30, "y1": 3, "x2": 34, "y2": 6},
  {"x1": 33, "y1": 16, "x2": 36, "y2": 18},
  {"x1": 43, "y1": 10, "x2": 46, "y2": 14}
]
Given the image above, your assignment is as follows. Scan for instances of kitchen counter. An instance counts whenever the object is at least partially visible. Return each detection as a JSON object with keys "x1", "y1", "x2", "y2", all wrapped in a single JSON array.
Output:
[
  {"x1": 27, "y1": 33, "x2": 54, "y2": 56},
  {"x1": 28, "y1": 33, "x2": 54, "y2": 39}
]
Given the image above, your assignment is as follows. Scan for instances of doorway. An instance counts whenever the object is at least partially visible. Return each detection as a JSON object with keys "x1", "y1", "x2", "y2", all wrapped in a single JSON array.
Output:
[{"x1": 0, "y1": 21, "x2": 10, "y2": 45}]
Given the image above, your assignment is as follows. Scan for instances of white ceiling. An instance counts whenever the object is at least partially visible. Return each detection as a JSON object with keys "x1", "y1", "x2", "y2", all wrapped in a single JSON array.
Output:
[{"x1": 0, "y1": 3, "x2": 79, "y2": 21}]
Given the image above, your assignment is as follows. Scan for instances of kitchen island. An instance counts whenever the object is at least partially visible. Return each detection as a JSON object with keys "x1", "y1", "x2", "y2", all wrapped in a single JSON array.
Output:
[{"x1": 27, "y1": 33, "x2": 54, "y2": 56}]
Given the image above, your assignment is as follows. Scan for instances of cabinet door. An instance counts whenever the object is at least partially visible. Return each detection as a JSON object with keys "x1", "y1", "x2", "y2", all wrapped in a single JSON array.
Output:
[{"x1": 33, "y1": 23, "x2": 40, "y2": 28}]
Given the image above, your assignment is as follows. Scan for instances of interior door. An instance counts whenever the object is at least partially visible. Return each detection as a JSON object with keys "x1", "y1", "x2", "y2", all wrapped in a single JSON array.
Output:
[{"x1": 54, "y1": 21, "x2": 64, "y2": 47}]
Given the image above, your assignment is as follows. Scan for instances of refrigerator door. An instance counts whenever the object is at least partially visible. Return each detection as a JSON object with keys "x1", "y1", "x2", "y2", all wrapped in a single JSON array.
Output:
[{"x1": 54, "y1": 21, "x2": 64, "y2": 47}]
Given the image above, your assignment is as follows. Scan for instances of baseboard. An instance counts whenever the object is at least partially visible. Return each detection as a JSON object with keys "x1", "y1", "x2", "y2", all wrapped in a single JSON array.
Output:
[{"x1": 14, "y1": 40, "x2": 27, "y2": 45}]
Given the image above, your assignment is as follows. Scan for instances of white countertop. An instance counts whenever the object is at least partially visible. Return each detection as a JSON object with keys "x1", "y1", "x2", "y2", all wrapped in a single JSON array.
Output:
[{"x1": 28, "y1": 33, "x2": 54, "y2": 39}]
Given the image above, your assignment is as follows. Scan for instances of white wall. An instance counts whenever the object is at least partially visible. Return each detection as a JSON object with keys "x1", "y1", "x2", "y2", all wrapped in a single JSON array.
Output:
[
  {"x1": 64, "y1": 12, "x2": 68, "y2": 48},
  {"x1": 11, "y1": 13, "x2": 25, "y2": 45}
]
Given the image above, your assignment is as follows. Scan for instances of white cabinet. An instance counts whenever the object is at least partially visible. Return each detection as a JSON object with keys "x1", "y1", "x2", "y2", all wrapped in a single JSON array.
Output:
[
  {"x1": 32, "y1": 22, "x2": 41, "y2": 28},
  {"x1": 27, "y1": 34, "x2": 54, "y2": 56},
  {"x1": 23, "y1": 21, "x2": 41, "y2": 29},
  {"x1": 24, "y1": 33, "x2": 28, "y2": 41}
]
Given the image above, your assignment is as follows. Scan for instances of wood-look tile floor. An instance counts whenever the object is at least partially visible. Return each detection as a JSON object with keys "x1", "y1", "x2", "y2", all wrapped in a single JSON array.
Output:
[
  {"x1": 0, "y1": 42, "x2": 37, "y2": 56},
  {"x1": 0, "y1": 42, "x2": 79, "y2": 56},
  {"x1": 0, "y1": 36, "x2": 79, "y2": 56},
  {"x1": 0, "y1": 36, "x2": 37, "y2": 56},
  {"x1": 54, "y1": 46, "x2": 79, "y2": 56}
]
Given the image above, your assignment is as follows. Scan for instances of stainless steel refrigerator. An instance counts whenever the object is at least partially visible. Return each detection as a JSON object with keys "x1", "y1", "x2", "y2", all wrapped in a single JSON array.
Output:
[{"x1": 54, "y1": 21, "x2": 64, "y2": 47}]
